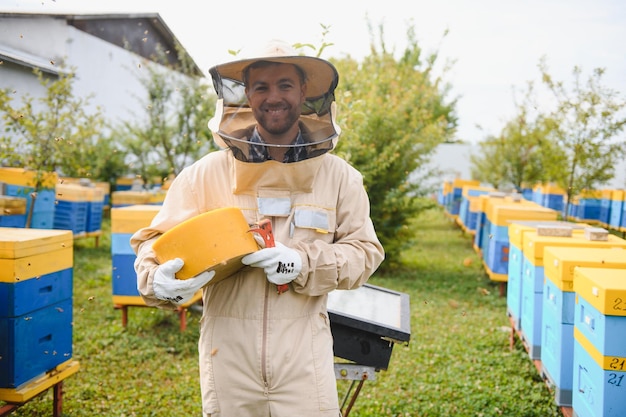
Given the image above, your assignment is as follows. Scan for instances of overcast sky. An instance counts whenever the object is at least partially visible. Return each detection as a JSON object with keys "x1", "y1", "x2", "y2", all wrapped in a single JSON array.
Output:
[{"x1": 2, "y1": 0, "x2": 625, "y2": 143}]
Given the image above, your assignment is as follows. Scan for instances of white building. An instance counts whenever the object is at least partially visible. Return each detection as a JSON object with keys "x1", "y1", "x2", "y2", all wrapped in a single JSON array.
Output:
[{"x1": 0, "y1": 11, "x2": 202, "y2": 130}]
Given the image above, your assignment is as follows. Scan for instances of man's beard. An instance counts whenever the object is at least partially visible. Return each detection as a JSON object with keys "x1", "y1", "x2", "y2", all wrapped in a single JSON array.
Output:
[{"x1": 254, "y1": 102, "x2": 300, "y2": 136}]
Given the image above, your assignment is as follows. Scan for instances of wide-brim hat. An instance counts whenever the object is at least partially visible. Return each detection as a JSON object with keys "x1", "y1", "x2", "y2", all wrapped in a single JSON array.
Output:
[
  {"x1": 208, "y1": 40, "x2": 341, "y2": 156},
  {"x1": 210, "y1": 39, "x2": 338, "y2": 101}
]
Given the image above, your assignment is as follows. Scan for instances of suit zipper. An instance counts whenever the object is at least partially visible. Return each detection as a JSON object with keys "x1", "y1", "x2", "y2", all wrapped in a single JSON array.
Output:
[{"x1": 261, "y1": 278, "x2": 270, "y2": 394}]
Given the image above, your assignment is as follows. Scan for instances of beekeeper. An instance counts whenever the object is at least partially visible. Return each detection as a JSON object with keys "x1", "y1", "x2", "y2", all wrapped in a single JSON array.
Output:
[{"x1": 131, "y1": 39, "x2": 384, "y2": 417}]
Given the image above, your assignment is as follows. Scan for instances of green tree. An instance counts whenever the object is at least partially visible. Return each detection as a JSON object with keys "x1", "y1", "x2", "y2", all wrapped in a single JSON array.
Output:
[
  {"x1": 116, "y1": 44, "x2": 216, "y2": 186},
  {"x1": 540, "y1": 58, "x2": 626, "y2": 215},
  {"x1": 332, "y1": 25, "x2": 457, "y2": 269},
  {"x1": 470, "y1": 134, "x2": 509, "y2": 190},
  {"x1": 0, "y1": 67, "x2": 108, "y2": 225},
  {"x1": 0, "y1": 68, "x2": 106, "y2": 175},
  {"x1": 471, "y1": 82, "x2": 563, "y2": 191}
]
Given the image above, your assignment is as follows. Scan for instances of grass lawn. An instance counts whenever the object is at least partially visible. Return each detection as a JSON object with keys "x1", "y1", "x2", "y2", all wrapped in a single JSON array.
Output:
[{"x1": 3, "y1": 207, "x2": 564, "y2": 416}]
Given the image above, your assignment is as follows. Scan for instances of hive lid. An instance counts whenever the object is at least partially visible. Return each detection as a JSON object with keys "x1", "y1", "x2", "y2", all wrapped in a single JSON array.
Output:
[
  {"x1": 111, "y1": 205, "x2": 162, "y2": 233},
  {"x1": 0, "y1": 167, "x2": 58, "y2": 188},
  {"x1": 508, "y1": 221, "x2": 582, "y2": 248},
  {"x1": 489, "y1": 204, "x2": 557, "y2": 226},
  {"x1": 0, "y1": 227, "x2": 73, "y2": 258},
  {"x1": 55, "y1": 183, "x2": 90, "y2": 202},
  {"x1": 544, "y1": 246, "x2": 626, "y2": 290},
  {"x1": 110, "y1": 191, "x2": 152, "y2": 205},
  {"x1": 574, "y1": 267, "x2": 626, "y2": 316},
  {"x1": 523, "y1": 230, "x2": 626, "y2": 265}
]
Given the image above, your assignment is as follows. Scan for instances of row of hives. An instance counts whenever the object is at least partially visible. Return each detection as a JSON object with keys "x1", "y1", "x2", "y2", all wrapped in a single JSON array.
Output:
[{"x1": 440, "y1": 179, "x2": 626, "y2": 417}]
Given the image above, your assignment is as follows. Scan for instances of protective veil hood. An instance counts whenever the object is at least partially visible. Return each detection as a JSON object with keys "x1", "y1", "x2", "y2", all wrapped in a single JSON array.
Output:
[{"x1": 208, "y1": 40, "x2": 341, "y2": 161}]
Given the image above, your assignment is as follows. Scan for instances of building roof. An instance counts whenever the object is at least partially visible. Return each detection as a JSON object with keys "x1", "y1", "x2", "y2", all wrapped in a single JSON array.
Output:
[
  {"x1": 0, "y1": 12, "x2": 203, "y2": 77},
  {"x1": 0, "y1": 43, "x2": 65, "y2": 75}
]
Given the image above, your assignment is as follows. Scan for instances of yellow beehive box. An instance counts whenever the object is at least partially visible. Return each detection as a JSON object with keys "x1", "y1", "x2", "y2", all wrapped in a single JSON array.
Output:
[
  {"x1": 452, "y1": 178, "x2": 480, "y2": 190},
  {"x1": 489, "y1": 203, "x2": 557, "y2": 227},
  {"x1": 441, "y1": 181, "x2": 452, "y2": 199},
  {"x1": 474, "y1": 192, "x2": 507, "y2": 227},
  {"x1": 533, "y1": 183, "x2": 566, "y2": 195},
  {"x1": 544, "y1": 246, "x2": 626, "y2": 291},
  {"x1": 481, "y1": 193, "x2": 514, "y2": 218},
  {"x1": 0, "y1": 196, "x2": 27, "y2": 215},
  {"x1": 111, "y1": 191, "x2": 152, "y2": 206},
  {"x1": 148, "y1": 190, "x2": 167, "y2": 205},
  {"x1": 85, "y1": 186, "x2": 105, "y2": 203},
  {"x1": 0, "y1": 167, "x2": 58, "y2": 188},
  {"x1": 94, "y1": 181, "x2": 110, "y2": 194},
  {"x1": 468, "y1": 196, "x2": 483, "y2": 213},
  {"x1": 111, "y1": 205, "x2": 161, "y2": 233},
  {"x1": 541, "y1": 183, "x2": 566, "y2": 195},
  {"x1": 508, "y1": 221, "x2": 586, "y2": 249},
  {"x1": 55, "y1": 183, "x2": 89, "y2": 202},
  {"x1": 509, "y1": 222, "x2": 540, "y2": 249},
  {"x1": 601, "y1": 189, "x2": 614, "y2": 200},
  {"x1": 574, "y1": 267, "x2": 626, "y2": 316},
  {"x1": 115, "y1": 177, "x2": 139, "y2": 187},
  {"x1": 0, "y1": 228, "x2": 73, "y2": 282},
  {"x1": 612, "y1": 189, "x2": 625, "y2": 201},
  {"x1": 461, "y1": 185, "x2": 494, "y2": 198},
  {"x1": 524, "y1": 229, "x2": 626, "y2": 267},
  {"x1": 57, "y1": 177, "x2": 83, "y2": 185},
  {"x1": 577, "y1": 189, "x2": 602, "y2": 199}
]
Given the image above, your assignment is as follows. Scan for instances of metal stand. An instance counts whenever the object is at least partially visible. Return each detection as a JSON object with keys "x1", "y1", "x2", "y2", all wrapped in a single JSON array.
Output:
[{"x1": 334, "y1": 364, "x2": 376, "y2": 417}]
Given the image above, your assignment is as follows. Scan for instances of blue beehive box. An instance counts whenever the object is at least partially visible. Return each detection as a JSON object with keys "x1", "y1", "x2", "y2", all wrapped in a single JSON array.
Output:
[
  {"x1": 508, "y1": 241, "x2": 524, "y2": 329},
  {"x1": 0, "y1": 227, "x2": 74, "y2": 388},
  {"x1": 472, "y1": 193, "x2": 505, "y2": 254},
  {"x1": 532, "y1": 183, "x2": 565, "y2": 212},
  {"x1": 110, "y1": 205, "x2": 162, "y2": 306},
  {"x1": 0, "y1": 268, "x2": 73, "y2": 318},
  {"x1": 458, "y1": 185, "x2": 493, "y2": 233},
  {"x1": 507, "y1": 221, "x2": 585, "y2": 332},
  {"x1": 520, "y1": 228, "x2": 626, "y2": 360},
  {"x1": 572, "y1": 267, "x2": 626, "y2": 417},
  {"x1": 541, "y1": 282, "x2": 575, "y2": 406},
  {"x1": 0, "y1": 168, "x2": 58, "y2": 230},
  {"x1": 573, "y1": 191, "x2": 603, "y2": 223},
  {"x1": 608, "y1": 190, "x2": 624, "y2": 230},
  {"x1": 445, "y1": 179, "x2": 480, "y2": 217},
  {"x1": 85, "y1": 186, "x2": 105, "y2": 234},
  {"x1": 572, "y1": 339, "x2": 625, "y2": 417},
  {"x1": 0, "y1": 214, "x2": 26, "y2": 227},
  {"x1": 111, "y1": 232, "x2": 140, "y2": 297},
  {"x1": 542, "y1": 247, "x2": 626, "y2": 406},
  {"x1": 0, "y1": 196, "x2": 27, "y2": 228},
  {"x1": 54, "y1": 183, "x2": 90, "y2": 236},
  {"x1": 4, "y1": 185, "x2": 56, "y2": 229},
  {"x1": 57, "y1": 179, "x2": 107, "y2": 235},
  {"x1": 0, "y1": 298, "x2": 74, "y2": 388},
  {"x1": 598, "y1": 190, "x2": 613, "y2": 227},
  {"x1": 574, "y1": 268, "x2": 626, "y2": 358},
  {"x1": 484, "y1": 202, "x2": 557, "y2": 283}
]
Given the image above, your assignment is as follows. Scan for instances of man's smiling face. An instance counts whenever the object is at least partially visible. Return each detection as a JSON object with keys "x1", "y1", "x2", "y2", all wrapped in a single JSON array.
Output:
[{"x1": 245, "y1": 63, "x2": 306, "y2": 144}]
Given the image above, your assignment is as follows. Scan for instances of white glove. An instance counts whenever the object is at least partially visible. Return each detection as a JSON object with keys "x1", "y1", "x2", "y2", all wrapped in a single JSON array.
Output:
[
  {"x1": 153, "y1": 258, "x2": 215, "y2": 305},
  {"x1": 241, "y1": 242, "x2": 302, "y2": 285}
]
